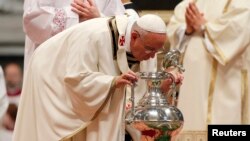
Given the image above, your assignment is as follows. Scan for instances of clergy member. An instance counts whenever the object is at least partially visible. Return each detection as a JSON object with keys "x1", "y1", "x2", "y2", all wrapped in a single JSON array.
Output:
[
  {"x1": 167, "y1": 0, "x2": 250, "y2": 140},
  {"x1": 13, "y1": 14, "x2": 179, "y2": 141},
  {"x1": 23, "y1": 0, "x2": 126, "y2": 70}
]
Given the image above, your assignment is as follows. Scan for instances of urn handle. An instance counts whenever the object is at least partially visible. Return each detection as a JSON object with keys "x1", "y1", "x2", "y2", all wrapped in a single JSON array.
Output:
[
  {"x1": 162, "y1": 49, "x2": 185, "y2": 73},
  {"x1": 162, "y1": 49, "x2": 184, "y2": 106}
]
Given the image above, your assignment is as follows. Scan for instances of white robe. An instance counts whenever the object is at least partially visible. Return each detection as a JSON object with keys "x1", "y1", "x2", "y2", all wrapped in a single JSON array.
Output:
[
  {"x1": 23, "y1": 0, "x2": 125, "y2": 70},
  {"x1": 167, "y1": 0, "x2": 250, "y2": 139},
  {"x1": 0, "y1": 65, "x2": 10, "y2": 141},
  {"x1": 13, "y1": 15, "x2": 155, "y2": 141},
  {"x1": 0, "y1": 65, "x2": 8, "y2": 120}
]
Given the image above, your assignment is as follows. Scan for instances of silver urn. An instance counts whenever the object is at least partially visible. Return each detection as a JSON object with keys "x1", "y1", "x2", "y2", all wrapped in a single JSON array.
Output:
[{"x1": 125, "y1": 49, "x2": 184, "y2": 141}]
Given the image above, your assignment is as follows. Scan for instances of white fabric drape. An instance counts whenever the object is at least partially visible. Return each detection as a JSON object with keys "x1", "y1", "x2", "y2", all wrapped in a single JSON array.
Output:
[{"x1": 23, "y1": 0, "x2": 125, "y2": 70}]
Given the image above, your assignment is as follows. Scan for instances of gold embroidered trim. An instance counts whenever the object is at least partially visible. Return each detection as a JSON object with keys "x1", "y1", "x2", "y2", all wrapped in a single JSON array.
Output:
[
  {"x1": 241, "y1": 70, "x2": 249, "y2": 124},
  {"x1": 223, "y1": 0, "x2": 232, "y2": 13},
  {"x1": 204, "y1": 0, "x2": 232, "y2": 65},
  {"x1": 207, "y1": 59, "x2": 218, "y2": 124},
  {"x1": 205, "y1": 28, "x2": 227, "y2": 65},
  {"x1": 59, "y1": 124, "x2": 88, "y2": 141}
]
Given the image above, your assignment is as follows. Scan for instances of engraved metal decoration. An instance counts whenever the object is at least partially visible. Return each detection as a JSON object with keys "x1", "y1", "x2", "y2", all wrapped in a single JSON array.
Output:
[{"x1": 125, "y1": 49, "x2": 184, "y2": 141}]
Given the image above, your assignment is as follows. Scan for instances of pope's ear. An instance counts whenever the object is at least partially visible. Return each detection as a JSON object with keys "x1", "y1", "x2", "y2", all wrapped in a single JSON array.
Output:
[{"x1": 131, "y1": 31, "x2": 139, "y2": 40}]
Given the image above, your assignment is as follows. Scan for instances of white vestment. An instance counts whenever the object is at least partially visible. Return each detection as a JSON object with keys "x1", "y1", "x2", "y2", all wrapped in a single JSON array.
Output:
[
  {"x1": 167, "y1": 0, "x2": 250, "y2": 140},
  {"x1": 0, "y1": 66, "x2": 8, "y2": 120},
  {"x1": 0, "y1": 65, "x2": 10, "y2": 141},
  {"x1": 23, "y1": 0, "x2": 125, "y2": 69},
  {"x1": 13, "y1": 14, "x2": 155, "y2": 141}
]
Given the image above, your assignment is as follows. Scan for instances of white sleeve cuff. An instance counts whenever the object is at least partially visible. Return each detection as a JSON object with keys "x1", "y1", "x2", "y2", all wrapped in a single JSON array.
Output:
[
  {"x1": 203, "y1": 33, "x2": 216, "y2": 53},
  {"x1": 176, "y1": 25, "x2": 191, "y2": 52},
  {"x1": 64, "y1": 6, "x2": 79, "y2": 28}
]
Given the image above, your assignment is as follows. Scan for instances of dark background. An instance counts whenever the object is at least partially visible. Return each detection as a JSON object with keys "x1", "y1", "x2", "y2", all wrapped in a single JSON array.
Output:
[{"x1": 131, "y1": 0, "x2": 182, "y2": 10}]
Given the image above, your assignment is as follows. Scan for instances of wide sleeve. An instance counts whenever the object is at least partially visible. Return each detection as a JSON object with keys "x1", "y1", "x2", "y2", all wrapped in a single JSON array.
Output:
[
  {"x1": 23, "y1": 0, "x2": 79, "y2": 45},
  {"x1": 204, "y1": 5, "x2": 250, "y2": 65},
  {"x1": 166, "y1": 1, "x2": 189, "y2": 50},
  {"x1": 63, "y1": 29, "x2": 117, "y2": 121},
  {"x1": 95, "y1": 0, "x2": 125, "y2": 16},
  {"x1": 0, "y1": 66, "x2": 9, "y2": 120}
]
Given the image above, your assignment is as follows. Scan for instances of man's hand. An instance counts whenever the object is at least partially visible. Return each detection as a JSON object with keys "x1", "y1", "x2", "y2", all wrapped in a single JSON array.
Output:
[
  {"x1": 71, "y1": 0, "x2": 101, "y2": 22},
  {"x1": 185, "y1": 2, "x2": 206, "y2": 33},
  {"x1": 185, "y1": 7, "x2": 194, "y2": 35},
  {"x1": 115, "y1": 70, "x2": 138, "y2": 88},
  {"x1": 161, "y1": 68, "x2": 184, "y2": 93},
  {"x1": 2, "y1": 113, "x2": 15, "y2": 130}
]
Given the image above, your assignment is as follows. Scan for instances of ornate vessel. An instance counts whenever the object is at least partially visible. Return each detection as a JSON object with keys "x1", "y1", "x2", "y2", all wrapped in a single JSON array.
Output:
[{"x1": 125, "y1": 49, "x2": 184, "y2": 141}]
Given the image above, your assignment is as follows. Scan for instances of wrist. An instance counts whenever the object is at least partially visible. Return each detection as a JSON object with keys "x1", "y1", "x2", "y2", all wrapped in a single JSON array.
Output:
[
  {"x1": 111, "y1": 76, "x2": 118, "y2": 89},
  {"x1": 185, "y1": 30, "x2": 194, "y2": 35},
  {"x1": 185, "y1": 27, "x2": 194, "y2": 35},
  {"x1": 199, "y1": 24, "x2": 206, "y2": 37}
]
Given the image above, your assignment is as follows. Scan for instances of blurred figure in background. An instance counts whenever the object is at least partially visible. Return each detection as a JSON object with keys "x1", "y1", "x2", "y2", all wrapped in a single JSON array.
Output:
[
  {"x1": 4, "y1": 63, "x2": 22, "y2": 105},
  {"x1": 23, "y1": 0, "x2": 126, "y2": 69},
  {"x1": 0, "y1": 63, "x2": 22, "y2": 141},
  {"x1": 167, "y1": 0, "x2": 250, "y2": 140},
  {"x1": 0, "y1": 65, "x2": 10, "y2": 141}
]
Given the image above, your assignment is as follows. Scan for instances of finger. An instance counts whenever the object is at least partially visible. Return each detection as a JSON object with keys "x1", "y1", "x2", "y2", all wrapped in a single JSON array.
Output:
[
  {"x1": 87, "y1": 0, "x2": 95, "y2": 6},
  {"x1": 123, "y1": 73, "x2": 138, "y2": 83},
  {"x1": 71, "y1": 7, "x2": 82, "y2": 14},
  {"x1": 73, "y1": 0, "x2": 83, "y2": 7},
  {"x1": 179, "y1": 74, "x2": 184, "y2": 81},
  {"x1": 186, "y1": 6, "x2": 196, "y2": 19},
  {"x1": 127, "y1": 70, "x2": 137, "y2": 75},
  {"x1": 71, "y1": 2, "x2": 91, "y2": 13},
  {"x1": 185, "y1": 15, "x2": 193, "y2": 25},
  {"x1": 185, "y1": 11, "x2": 191, "y2": 23},
  {"x1": 74, "y1": 0, "x2": 90, "y2": 9},
  {"x1": 71, "y1": 2, "x2": 88, "y2": 12},
  {"x1": 176, "y1": 73, "x2": 184, "y2": 83},
  {"x1": 127, "y1": 71, "x2": 139, "y2": 79},
  {"x1": 126, "y1": 70, "x2": 138, "y2": 78},
  {"x1": 189, "y1": 2, "x2": 201, "y2": 17},
  {"x1": 118, "y1": 79, "x2": 133, "y2": 87},
  {"x1": 121, "y1": 79, "x2": 132, "y2": 85},
  {"x1": 71, "y1": 7, "x2": 89, "y2": 17},
  {"x1": 176, "y1": 79, "x2": 182, "y2": 85},
  {"x1": 164, "y1": 78, "x2": 173, "y2": 85},
  {"x1": 188, "y1": 4, "x2": 197, "y2": 18},
  {"x1": 191, "y1": 2, "x2": 200, "y2": 14},
  {"x1": 185, "y1": 9, "x2": 192, "y2": 19}
]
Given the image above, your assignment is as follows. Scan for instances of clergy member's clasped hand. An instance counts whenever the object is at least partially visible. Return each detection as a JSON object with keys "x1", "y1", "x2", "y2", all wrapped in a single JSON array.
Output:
[
  {"x1": 115, "y1": 70, "x2": 139, "y2": 88},
  {"x1": 71, "y1": 0, "x2": 101, "y2": 22},
  {"x1": 185, "y1": 4, "x2": 194, "y2": 35},
  {"x1": 185, "y1": 2, "x2": 206, "y2": 33}
]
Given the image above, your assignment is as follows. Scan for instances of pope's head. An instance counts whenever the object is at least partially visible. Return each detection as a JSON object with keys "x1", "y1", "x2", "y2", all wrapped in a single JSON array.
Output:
[{"x1": 130, "y1": 14, "x2": 167, "y2": 61}]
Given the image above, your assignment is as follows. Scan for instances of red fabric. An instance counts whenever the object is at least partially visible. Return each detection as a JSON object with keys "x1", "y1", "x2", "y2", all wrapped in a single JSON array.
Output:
[{"x1": 7, "y1": 89, "x2": 21, "y2": 97}]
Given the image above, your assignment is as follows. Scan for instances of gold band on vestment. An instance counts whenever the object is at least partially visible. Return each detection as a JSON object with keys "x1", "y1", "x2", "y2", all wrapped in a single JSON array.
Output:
[{"x1": 241, "y1": 70, "x2": 249, "y2": 124}]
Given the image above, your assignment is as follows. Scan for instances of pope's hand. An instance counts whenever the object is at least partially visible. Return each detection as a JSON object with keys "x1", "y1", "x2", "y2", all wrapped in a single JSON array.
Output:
[
  {"x1": 115, "y1": 70, "x2": 138, "y2": 88},
  {"x1": 161, "y1": 67, "x2": 184, "y2": 93}
]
